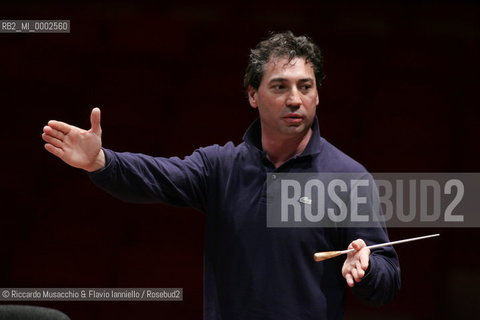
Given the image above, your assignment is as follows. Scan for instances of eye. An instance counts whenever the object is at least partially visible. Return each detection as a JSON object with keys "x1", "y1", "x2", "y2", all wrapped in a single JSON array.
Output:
[
  {"x1": 271, "y1": 84, "x2": 286, "y2": 91},
  {"x1": 300, "y1": 84, "x2": 312, "y2": 91}
]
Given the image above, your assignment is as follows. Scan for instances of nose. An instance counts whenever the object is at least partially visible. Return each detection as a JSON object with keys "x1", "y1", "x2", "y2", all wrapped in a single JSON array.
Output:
[{"x1": 286, "y1": 87, "x2": 302, "y2": 108}]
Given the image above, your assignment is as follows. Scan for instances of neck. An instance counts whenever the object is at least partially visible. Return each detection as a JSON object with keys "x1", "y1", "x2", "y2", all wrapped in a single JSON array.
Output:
[{"x1": 262, "y1": 128, "x2": 312, "y2": 168}]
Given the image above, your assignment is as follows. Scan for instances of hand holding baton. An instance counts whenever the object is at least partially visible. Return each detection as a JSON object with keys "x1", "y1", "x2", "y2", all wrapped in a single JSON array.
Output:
[{"x1": 313, "y1": 233, "x2": 440, "y2": 262}]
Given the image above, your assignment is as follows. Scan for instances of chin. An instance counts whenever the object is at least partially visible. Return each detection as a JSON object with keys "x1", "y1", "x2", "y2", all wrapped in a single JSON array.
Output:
[{"x1": 283, "y1": 125, "x2": 306, "y2": 135}]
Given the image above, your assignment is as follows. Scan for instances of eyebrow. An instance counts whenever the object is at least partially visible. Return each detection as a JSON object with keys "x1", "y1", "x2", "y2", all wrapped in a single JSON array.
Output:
[{"x1": 268, "y1": 77, "x2": 314, "y2": 84}]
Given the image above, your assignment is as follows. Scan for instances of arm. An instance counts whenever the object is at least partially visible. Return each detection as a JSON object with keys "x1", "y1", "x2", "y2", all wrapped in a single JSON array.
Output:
[
  {"x1": 342, "y1": 230, "x2": 401, "y2": 306},
  {"x1": 43, "y1": 108, "x2": 212, "y2": 211},
  {"x1": 338, "y1": 173, "x2": 400, "y2": 305},
  {"x1": 88, "y1": 148, "x2": 211, "y2": 210}
]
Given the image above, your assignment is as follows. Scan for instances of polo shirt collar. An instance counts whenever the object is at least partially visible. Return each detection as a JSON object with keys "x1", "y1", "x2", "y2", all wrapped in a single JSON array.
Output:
[{"x1": 243, "y1": 117, "x2": 323, "y2": 157}]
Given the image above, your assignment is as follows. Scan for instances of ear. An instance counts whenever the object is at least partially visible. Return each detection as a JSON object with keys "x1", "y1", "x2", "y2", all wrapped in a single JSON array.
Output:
[
  {"x1": 316, "y1": 94, "x2": 319, "y2": 106},
  {"x1": 247, "y1": 86, "x2": 258, "y2": 109}
]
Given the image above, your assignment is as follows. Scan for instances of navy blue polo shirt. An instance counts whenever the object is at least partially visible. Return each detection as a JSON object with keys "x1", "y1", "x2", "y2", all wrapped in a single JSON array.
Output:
[{"x1": 89, "y1": 118, "x2": 400, "y2": 320}]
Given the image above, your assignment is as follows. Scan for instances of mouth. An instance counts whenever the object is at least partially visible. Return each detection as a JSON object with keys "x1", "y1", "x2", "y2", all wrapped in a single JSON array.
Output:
[{"x1": 282, "y1": 113, "x2": 304, "y2": 124}]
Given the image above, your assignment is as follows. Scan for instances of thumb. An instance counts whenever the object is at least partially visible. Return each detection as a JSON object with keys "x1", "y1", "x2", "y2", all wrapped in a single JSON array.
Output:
[
  {"x1": 352, "y1": 239, "x2": 366, "y2": 251},
  {"x1": 90, "y1": 107, "x2": 102, "y2": 135}
]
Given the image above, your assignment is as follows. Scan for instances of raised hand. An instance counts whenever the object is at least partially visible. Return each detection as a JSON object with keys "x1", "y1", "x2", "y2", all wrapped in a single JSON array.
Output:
[
  {"x1": 42, "y1": 107, "x2": 105, "y2": 172},
  {"x1": 341, "y1": 239, "x2": 370, "y2": 287}
]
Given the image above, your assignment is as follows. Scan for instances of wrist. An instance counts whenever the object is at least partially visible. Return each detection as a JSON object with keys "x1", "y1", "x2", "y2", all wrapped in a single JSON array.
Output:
[{"x1": 85, "y1": 149, "x2": 105, "y2": 172}]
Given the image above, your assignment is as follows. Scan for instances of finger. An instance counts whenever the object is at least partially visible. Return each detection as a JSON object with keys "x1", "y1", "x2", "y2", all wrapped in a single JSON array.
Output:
[
  {"x1": 355, "y1": 261, "x2": 365, "y2": 281},
  {"x1": 43, "y1": 126, "x2": 64, "y2": 141},
  {"x1": 345, "y1": 273, "x2": 354, "y2": 287},
  {"x1": 47, "y1": 120, "x2": 72, "y2": 135},
  {"x1": 356, "y1": 268, "x2": 365, "y2": 280},
  {"x1": 42, "y1": 133, "x2": 64, "y2": 149},
  {"x1": 341, "y1": 264, "x2": 350, "y2": 278},
  {"x1": 44, "y1": 143, "x2": 65, "y2": 158},
  {"x1": 351, "y1": 266, "x2": 358, "y2": 281},
  {"x1": 352, "y1": 239, "x2": 366, "y2": 251},
  {"x1": 90, "y1": 107, "x2": 102, "y2": 135},
  {"x1": 359, "y1": 249, "x2": 370, "y2": 270}
]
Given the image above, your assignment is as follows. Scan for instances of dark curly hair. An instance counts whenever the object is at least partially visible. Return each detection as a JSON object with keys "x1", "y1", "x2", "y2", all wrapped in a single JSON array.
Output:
[{"x1": 244, "y1": 31, "x2": 326, "y2": 91}]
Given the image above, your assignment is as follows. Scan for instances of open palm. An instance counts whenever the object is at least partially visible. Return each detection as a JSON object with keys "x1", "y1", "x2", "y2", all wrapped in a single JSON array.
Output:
[{"x1": 42, "y1": 108, "x2": 104, "y2": 172}]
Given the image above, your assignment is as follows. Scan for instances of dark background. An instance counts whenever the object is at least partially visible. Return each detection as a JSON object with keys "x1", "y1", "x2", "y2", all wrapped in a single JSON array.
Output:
[{"x1": 1, "y1": 0, "x2": 479, "y2": 319}]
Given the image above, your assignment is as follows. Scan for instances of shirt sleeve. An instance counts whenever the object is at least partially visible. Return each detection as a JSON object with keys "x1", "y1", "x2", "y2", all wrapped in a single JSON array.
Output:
[
  {"x1": 341, "y1": 172, "x2": 401, "y2": 306},
  {"x1": 346, "y1": 227, "x2": 401, "y2": 306},
  {"x1": 87, "y1": 148, "x2": 214, "y2": 212}
]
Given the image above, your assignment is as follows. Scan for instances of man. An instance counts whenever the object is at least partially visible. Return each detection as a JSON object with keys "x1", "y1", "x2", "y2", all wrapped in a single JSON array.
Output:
[{"x1": 42, "y1": 31, "x2": 400, "y2": 319}]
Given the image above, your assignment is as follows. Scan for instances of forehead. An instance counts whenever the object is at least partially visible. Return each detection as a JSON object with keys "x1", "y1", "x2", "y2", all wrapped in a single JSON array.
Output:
[{"x1": 262, "y1": 57, "x2": 315, "y2": 81}]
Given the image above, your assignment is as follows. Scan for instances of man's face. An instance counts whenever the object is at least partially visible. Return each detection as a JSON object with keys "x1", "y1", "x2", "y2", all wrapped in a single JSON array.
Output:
[{"x1": 248, "y1": 56, "x2": 319, "y2": 138}]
